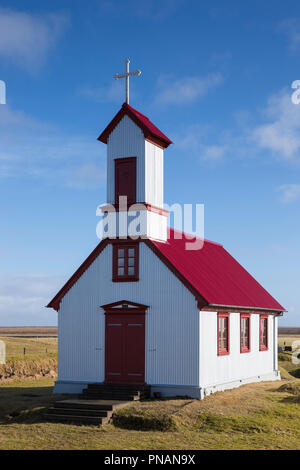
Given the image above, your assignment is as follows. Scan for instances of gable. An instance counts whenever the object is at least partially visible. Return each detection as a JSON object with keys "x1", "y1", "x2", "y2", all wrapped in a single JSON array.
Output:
[{"x1": 47, "y1": 230, "x2": 285, "y2": 313}]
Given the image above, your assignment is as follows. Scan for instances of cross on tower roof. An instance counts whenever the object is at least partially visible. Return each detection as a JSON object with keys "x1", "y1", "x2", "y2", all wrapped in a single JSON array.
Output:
[{"x1": 114, "y1": 58, "x2": 141, "y2": 105}]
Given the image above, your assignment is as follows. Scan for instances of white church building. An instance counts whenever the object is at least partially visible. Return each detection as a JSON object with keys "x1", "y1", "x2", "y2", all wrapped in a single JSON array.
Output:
[{"x1": 48, "y1": 79, "x2": 285, "y2": 399}]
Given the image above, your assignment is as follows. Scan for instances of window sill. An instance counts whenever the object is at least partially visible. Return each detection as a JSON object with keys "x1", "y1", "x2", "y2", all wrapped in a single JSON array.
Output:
[
  {"x1": 112, "y1": 277, "x2": 139, "y2": 283},
  {"x1": 240, "y1": 347, "x2": 251, "y2": 353},
  {"x1": 218, "y1": 350, "x2": 230, "y2": 356},
  {"x1": 259, "y1": 346, "x2": 268, "y2": 351}
]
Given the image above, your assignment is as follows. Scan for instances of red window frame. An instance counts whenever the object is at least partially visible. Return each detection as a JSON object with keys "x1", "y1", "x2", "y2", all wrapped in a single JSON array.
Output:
[
  {"x1": 259, "y1": 314, "x2": 268, "y2": 351},
  {"x1": 113, "y1": 243, "x2": 139, "y2": 282},
  {"x1": 217, "y1": 312, "x2": 230, "y2": 356},
  {"x1": 240, "y1": 313, "x2": 251, "y2": 353}
]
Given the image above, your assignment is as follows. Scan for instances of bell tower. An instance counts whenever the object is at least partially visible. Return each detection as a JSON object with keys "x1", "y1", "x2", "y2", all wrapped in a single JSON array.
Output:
[{"x1": 98, "y1": 61, "x2": 172, "y2": 242}]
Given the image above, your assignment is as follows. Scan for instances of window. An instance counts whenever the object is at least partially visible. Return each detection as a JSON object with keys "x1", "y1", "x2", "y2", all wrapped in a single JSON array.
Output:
[
  {"x1": 240, "y1": 314, "x2": 251, "y2": 353},
  {"x1": 115, "y1": 157, "x2": 136, "y2": 205},
  {"x1": 113, "y1": 244, "x2": 139, "y2": 282},
  {"x1": 259, "y1": 315, "x2": 268, "y2": 351},
  {"x1": 217, "y1": 312, "x2": 230, "y2": 356}
]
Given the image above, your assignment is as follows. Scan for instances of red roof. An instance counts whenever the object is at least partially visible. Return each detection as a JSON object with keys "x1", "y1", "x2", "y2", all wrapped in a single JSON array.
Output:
[
  {"x1": 150, "y1": 229, "x2": 284, "y2": 312},
  {"x1": 98, "y1": 103, "x2": 173, "y2": 148},
  {"x1": 47, "y1": 229, "x2": 284, "y2": 312}
]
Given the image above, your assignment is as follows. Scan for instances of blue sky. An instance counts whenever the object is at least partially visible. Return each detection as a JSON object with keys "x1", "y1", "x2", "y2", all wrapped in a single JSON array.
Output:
[{"x1": 0, "y1": 0, "x2": 300, "y2": 326}]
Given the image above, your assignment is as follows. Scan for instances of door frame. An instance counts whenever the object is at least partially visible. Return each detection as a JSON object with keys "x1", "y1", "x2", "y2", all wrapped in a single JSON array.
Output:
[
  {"x1": 101, "y1": 300, "x2": 149, "y2": 384},
  {"x1": 114, "y1": 156, "x2": 137, "y2": 205}
]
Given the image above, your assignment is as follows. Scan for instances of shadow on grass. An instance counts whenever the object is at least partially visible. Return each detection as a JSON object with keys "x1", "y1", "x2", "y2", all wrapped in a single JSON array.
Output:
[{"x1": 0, "y1": 385, "x2": 69, "y2": 425}]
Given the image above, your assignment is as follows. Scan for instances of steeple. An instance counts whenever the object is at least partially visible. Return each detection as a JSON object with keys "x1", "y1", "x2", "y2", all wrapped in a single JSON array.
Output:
[{"x1": 98, "y1": 61, "x2": 172, "y2": 242}]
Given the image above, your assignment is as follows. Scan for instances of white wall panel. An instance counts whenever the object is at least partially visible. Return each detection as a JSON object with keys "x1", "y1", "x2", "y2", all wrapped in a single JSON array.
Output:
[
  {"x1": 199, "y1": 311, "x2": 276, "y2": 388},
  {"x1": 145, "y1": 141, "x2": 164, "y2": 207},
  {"x1": 58, "y1": 242, "x2": 200, "y2": 386}
]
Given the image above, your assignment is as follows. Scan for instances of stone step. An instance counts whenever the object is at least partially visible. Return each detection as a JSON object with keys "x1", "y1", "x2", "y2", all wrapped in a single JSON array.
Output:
[
  {"x1": 45, "y1": 413, "x2": 107, "y2": 425},
  {"x1": 87, "y1": 384, "x2": 150, "y2": 392},
  {"x1": 47, "y1": 406, "x2": 111, "y2": 418},
  {"x1": 81, "y1": 393, "x2": 138, "y2": 401},
  {"x1": 54, "y1": 399, "x2": 127, "y2": 411}
]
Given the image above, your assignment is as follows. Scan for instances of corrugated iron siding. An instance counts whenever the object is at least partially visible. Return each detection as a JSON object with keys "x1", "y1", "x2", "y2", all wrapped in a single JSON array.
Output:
[
  {"x1": 145, "y1": 140, "x2": 164, "y2": 208},
  {"x1": 58, "y1": 242, "x2": 200, "y2": 386},
  {"x1": 199, "y1": 311, "x2": 275, "y2": 387}
]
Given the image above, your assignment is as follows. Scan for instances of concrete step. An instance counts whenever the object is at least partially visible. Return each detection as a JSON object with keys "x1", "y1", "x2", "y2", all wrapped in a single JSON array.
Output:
[
  {"x1": 45, "y1": 413, "x2": 107, "y2": 425},
  {"x1": 47, "y1": 407, "x2": 111, "y2": 418},
  {"x1": 81, "y1": 393, "x2": 138, "y2": 401},
  {"x1": 54, "y1": 399, "x2": 128, "y2": 411},
  {"x1": 88, "y1": 384, "x2": 150, "y2": 392}
]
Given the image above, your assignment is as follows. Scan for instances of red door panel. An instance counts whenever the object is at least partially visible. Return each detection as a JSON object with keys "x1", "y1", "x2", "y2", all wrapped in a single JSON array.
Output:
[
  {"x1": 115, "y1": 158, "x2": 136, "y2": 205},
  {"x1": 105, "y1": 313, "x2": 145, "y2": 384}
]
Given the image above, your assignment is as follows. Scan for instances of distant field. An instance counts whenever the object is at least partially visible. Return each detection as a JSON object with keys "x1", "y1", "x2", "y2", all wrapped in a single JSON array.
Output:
[
  {"x1": 279, "y1": 327, "x2": 300, "y2": 336},
  {"x1": 0, "y1": 336, "x2": 57, "y2": 362},
  {"x1": 0, "y1": 327, "x2": 57, "y2": 337}
]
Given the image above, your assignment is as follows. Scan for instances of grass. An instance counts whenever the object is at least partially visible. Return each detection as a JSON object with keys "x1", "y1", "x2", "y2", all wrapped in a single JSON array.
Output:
[
  {"x1": 0, "y1": 336, "x2": 57, "y2": 362},
  {"x1": 0, "y1": 335, "x2": 299, "y2": 449}
]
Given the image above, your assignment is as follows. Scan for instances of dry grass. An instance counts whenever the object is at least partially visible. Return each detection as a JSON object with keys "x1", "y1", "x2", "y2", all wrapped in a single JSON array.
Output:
[
  {"x1": 0, "y1": 327, "x2": 57, "y2": 337},
  {"x1": 0, "y1": 336, "x2": 57, "y2": 362}
]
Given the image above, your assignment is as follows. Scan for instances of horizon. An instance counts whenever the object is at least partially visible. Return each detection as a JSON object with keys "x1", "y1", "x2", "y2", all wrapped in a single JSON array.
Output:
[{"x1": 0, "y1": 1, "x2": 300, "y2": 326}]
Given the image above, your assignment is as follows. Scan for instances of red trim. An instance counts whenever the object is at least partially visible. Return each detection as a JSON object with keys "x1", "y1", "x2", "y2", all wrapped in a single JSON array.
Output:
[
  {"x1": 101, "y1": 300, "x2": 148, "y2": 310},
  {"x1": 47, "y1": 239, "x2": 108, "y2": 311},
  {"x1": 100, "y1": 202, "x2": 169, "y2": 217},
  {"x1": 98, "y1": 102, "x2": 172, "y2": 149},
  {"x1": 217, "y1": 312, "x2": 230, "y2": 356},
  {"x1": 240, "y1": 313, "x2": 251, "y2": 353},
  {"x1": 259, "y1": 314, "x2": 268, "y2": 351},
  {"x1": 112, "y1": 243, "x2": 139, "y2": 282},
  {"x1": 201, "y1": 305, "x2": 280, "y2": 315}
]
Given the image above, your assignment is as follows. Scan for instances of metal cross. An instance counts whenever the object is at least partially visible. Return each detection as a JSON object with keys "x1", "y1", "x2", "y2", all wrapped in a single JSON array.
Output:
[{"x1": 114, "y1": 58, "x2": 141, "y2": 105}]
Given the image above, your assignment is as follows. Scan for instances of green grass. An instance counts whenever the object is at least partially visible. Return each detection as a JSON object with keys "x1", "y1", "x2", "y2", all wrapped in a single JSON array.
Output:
[
  {"x1": 0, "y1": 336, "x2": 57, "y2": 362},
  {"x1": 0, "y1": 340, "x2": 299, "y2": 450}
]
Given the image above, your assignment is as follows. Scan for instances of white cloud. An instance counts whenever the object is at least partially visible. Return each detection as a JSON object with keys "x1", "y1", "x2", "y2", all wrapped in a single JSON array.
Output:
[
  {"x1": 0, "y1": 104, "x2": 106, "y2": 189},
  {"x1": 155, "y1": 73, "x2": 223, "y2": 106},
  {"x1": 0, "y1": 8, "x2": 68, "y2": 70},
  {"x1": 81, "y1": 80, "x2": 124, "y2": 103},
  {"x1": 252, "y1": 89, "x2": 300, "y2": 160},
  {"x1": 202, "y1": 145, "x2": 227, "y2": 161},
  {"x1": 0, "y1": 274, "x2": 64, "y2": 326},
  {"x1": 277, "y1": 184, "x2": 300, "y2": 203},
  {"x1": 278, "y1": 18, "x2": 300, "y2": 52}
]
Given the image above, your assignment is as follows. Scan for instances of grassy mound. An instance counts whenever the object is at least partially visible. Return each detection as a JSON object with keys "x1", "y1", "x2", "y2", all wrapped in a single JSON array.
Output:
[
  {"x1": 277, "y1": 381, "x2": 300, "y2": 396},
  {"x1": 196, "y1": 412, "x2": 270, "y2": 434},
  {"x1": 113, "y1": 407, "x2": 177, "y2": 431}
]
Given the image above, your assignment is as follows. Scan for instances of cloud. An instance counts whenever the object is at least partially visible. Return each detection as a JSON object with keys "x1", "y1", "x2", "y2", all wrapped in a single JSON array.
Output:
[
  {"x1": 0, "y1": 104, "x2": 106, "y2": 189},
  {"x1": 252, "y1": 89, "x2": 300, "y2": 160},
  {"x1": 155, "y1": 73, "x2": 223, "y2": 106},
  {"x1": 278, "y1": 18, "x2": 300, "y2": 53},
  {"x1": 0, "y1": 8, "x2": 69, "y2": 70},
  {"x1": 277, "y1": 184, "x2": 300, "y2": 203},
  {"x1": 80, "y1": 80, "x2": 124, "y2": 103},
  {"x1": 0, "y1": 274, "x2": 63, "y2": 326}
]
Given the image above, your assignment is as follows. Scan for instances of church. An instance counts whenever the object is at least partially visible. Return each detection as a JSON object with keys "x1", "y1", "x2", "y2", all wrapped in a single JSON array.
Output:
[{"x1": 47, "y1": 61, "x2": 285, "y2": 399}]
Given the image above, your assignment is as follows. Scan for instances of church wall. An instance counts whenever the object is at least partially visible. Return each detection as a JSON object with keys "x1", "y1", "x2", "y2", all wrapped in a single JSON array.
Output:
[
  {"x1": 145, "y1": 140, "x2": 164, "y2": 208},
  {"x1": 57, "y1": 242, "x2": 200, "y2": 390},
  {"x1": 199, "y1": 310, "x2": 279, "y2": 396}
]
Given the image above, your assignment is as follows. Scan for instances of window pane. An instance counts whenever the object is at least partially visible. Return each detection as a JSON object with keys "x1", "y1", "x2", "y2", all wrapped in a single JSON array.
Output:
[
  {"x1": 128, "y1": 267, "x2": 135, "y2": 276},
  {"x1": 118, "y1": 267, "x2": 124, "y2": 276},
  {"x1": 118, "y1": 248, "x2": 124, "y2": 257},
  {"x1": 128, "y1": 248, "x2": 135, "y2": 257},
  {"x1": 118, "y1": 258, "x2": 124, "y2": 267},
  {"x1": 128, "y1": 257, "x2": 135, "y2": 267}
]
